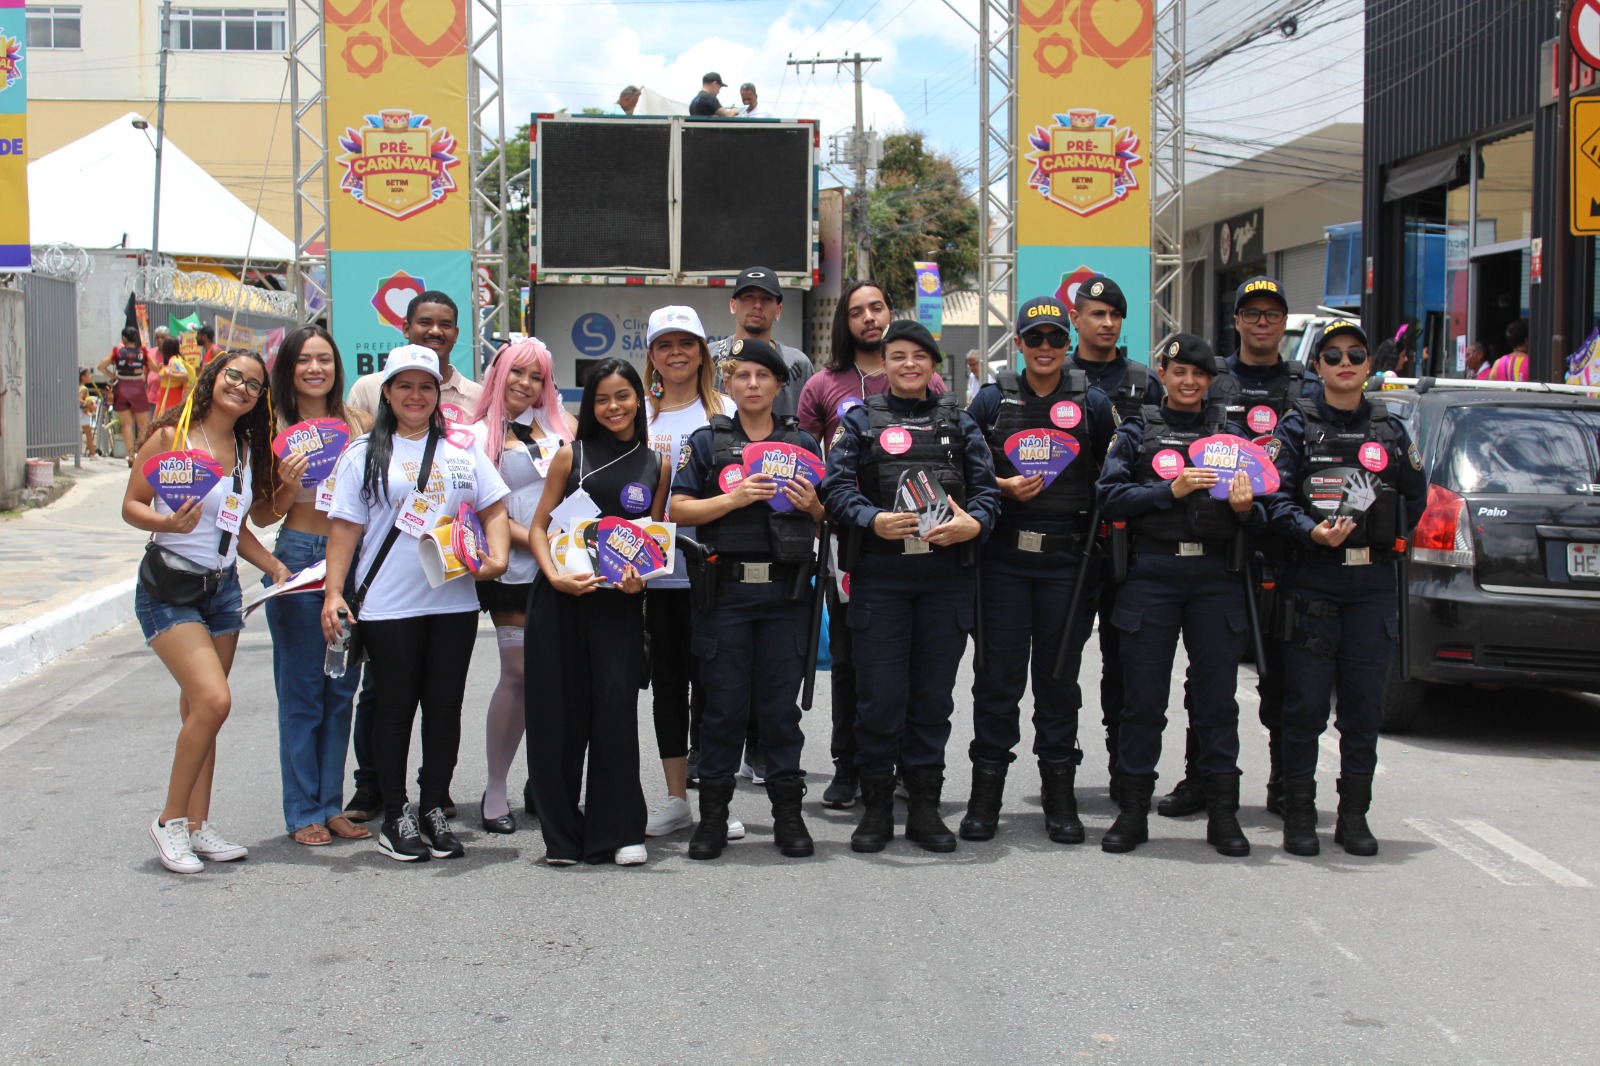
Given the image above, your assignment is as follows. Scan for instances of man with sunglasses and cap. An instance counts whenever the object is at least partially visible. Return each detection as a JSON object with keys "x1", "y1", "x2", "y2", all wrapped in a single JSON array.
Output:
[
  {"x1": 710, "y1": 267, "x2": 814, "y2": 420},
  {"x1": 1262, "y1": 320, "x2": 1425, "y2": 858},
  {"x1": 1156, "y1": 276, "x2": 1315, "y2": 822},
  {"x1": 960, "y1": 296, "x2": 1113, "y2": 844},
  {"x1": 1096, "y1": 334, "x2": 1259, "y2": 857},
  {"x1": 1067, "y1": 274, "x2": 1165, "y2": 799}
]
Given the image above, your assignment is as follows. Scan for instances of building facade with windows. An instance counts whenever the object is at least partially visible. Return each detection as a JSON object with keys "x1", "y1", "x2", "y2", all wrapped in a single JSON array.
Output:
[
  {"x1": 1363, "y1": 0, "x2": 1573, "y2": 381},
  {"x1": 24, "y1": 2, "x2": 294, "y2": 233}
]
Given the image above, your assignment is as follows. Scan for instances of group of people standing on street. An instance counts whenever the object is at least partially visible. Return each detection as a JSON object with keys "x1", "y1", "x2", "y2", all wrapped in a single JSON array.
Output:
[{"x1": 126, "y1": 268, "x2": 1424, "y2": 876}]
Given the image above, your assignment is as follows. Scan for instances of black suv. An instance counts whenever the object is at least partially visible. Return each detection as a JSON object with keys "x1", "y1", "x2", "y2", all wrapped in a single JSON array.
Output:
[{"x1": 1375, "y1": 380, "x2": 1600, "y2": 731}]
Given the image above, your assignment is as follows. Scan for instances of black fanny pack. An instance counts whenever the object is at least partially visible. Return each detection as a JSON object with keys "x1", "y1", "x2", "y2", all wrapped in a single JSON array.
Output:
[{"x1": 138, "y1": 541, "x2": 226, "y2": 607}]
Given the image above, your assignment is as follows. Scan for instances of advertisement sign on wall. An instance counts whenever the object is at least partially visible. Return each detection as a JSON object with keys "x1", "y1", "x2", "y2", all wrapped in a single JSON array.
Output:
[
  {"x1": 1016, "y1": 3, "x2": 1152, "y2": 360},
  {"x1": 0, "y1": 0, "x2": 29, "y2": 272}
]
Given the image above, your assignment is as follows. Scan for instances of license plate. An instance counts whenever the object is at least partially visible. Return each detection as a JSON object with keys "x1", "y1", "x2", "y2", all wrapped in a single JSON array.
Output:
[{"x1": 1567, "y1": 542, "x2": 1600, "y2": 579}]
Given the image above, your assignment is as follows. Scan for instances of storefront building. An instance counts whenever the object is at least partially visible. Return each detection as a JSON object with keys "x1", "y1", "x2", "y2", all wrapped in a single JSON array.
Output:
[{"x1": 1364, "y1": 0, "x2": 1584, "y2": 380}]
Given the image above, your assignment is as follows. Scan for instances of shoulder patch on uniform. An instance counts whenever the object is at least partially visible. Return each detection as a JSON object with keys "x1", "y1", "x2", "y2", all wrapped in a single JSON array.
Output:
[
  {"x1": 1264, "y1": 438, "x2": 1282, "y2": 462},
  {"x1": 1408, "y1": 442, "x2": 1421, "y2": 470}
]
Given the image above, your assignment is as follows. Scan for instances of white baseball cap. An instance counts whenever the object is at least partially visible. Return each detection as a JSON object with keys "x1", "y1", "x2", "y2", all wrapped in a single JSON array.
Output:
[
  {"x1": 646, "y1": 306, "x2": 707, "y2": 346},
  {"x1": 381, "y1": 344, "x2": 442, "y2": 384}
]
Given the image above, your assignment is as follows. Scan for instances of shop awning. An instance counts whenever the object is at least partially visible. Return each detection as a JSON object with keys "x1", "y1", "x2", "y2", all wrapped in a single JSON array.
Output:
[{"x1": 1383, "y1": 147, "x2": 1465, "y2": 202}]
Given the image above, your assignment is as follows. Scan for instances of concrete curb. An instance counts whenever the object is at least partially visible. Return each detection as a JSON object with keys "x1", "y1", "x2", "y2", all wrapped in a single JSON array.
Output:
[{"x1": 0, "y1": 578, "x2": 137, "y2": 688}]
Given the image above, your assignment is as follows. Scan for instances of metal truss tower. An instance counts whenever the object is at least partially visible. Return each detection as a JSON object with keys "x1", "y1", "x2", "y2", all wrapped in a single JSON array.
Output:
[
  {"x1": 286, "y1": 0, "x2": 328, "y2": 324},
  {"x1": 469, "y1": 0, "x2": 509, "y2": 368},
  {"x1": 1150, "y1": 0, "x2": 1186, "y2": 350},
  {"x1": 975, "y1": 0, "x2": 1017, "y2": 386}
]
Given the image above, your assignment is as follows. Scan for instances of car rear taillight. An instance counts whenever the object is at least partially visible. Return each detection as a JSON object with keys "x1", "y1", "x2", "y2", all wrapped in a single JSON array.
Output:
[{"x1": 1411, "y1": 483, "x2": 1476, "y2": 567}]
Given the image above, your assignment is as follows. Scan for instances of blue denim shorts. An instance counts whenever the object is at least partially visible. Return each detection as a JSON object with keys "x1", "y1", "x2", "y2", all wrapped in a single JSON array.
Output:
[{"x1": 135, "y1": 565, "x2": 244, "y2": 643}]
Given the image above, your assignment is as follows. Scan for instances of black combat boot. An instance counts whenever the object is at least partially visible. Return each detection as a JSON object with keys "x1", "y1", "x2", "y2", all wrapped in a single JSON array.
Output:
[
  {"x1": 1100, "y1": 774, "x2": 1156, "y2": 853},
  {"x1": 765, "y1": 779, "x2": 814, "y2": 858},
  {"x1": 1281, "y1": 778, "x2": 1320, "y2": 856},
  {"x1": 1264, "y1": 730, "x2": 1285, "y2": 817},
  {"x1": 958, "y1": 760, "x2": 1007, "y2": 841},
  {"x1": 1156, "y1": 728, "x2": 1205, "y2": 817},
  {"x1": 902, "y1": 767, "x2": 957, "y2": 853},
  {"x1": 1203, "y1": 774, "x2": 1250, "y2": 857},
  {"x1": 1334, "y1": 774, "x2": 1379, "y2": 856},
  {"x1": 688, "y1": 778, "x2": 735, "y2": 860},
  {"x1": 850, "y1": 774, "x2": 897, "y2": 853},
  {"x1": 1038, "y1": 758, "x2": 1085, "y2": 844}
]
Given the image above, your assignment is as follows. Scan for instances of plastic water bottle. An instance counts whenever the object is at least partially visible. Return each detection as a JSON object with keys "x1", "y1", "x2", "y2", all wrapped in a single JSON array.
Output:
[{"x1": 324, "y1": 608, "x2": 351, "y2": 679}]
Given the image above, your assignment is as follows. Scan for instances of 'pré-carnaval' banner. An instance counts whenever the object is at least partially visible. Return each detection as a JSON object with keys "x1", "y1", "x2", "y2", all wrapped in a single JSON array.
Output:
[
  {"x1": 1017, "y1": 0, "x2": 1152, "y2": 362},
  {"x1": 0, "y1": 0, "x2": 30, "y2": 271}
]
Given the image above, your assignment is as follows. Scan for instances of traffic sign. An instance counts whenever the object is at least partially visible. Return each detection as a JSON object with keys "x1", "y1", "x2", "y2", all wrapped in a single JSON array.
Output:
[
  {"x1": 1572, "y1": 96, "x2": 1600, "y2": 235},
  {"x1": 1574, "y1": 0, "x2": 1600, "y2": 72}
]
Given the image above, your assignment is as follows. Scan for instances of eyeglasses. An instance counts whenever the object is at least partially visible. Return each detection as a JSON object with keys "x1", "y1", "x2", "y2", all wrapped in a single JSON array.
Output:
[
  {"x1": 1021, "y1": 331, "x2": 1070, "y2": 349},
  {"x1": 1320, "y1": 349, "x2": 1369, "y2": 367},
  {"x1": 1237, "y1": 307, "x2": 1287, "y2": 325},
  {"x1": 221, "y1": 366, "x2": 265, "y2": 395}
]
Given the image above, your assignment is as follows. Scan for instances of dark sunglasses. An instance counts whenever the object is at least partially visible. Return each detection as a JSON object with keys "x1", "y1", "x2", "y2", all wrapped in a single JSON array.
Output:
[
  {"x1": 1320, "y1": 349, "x2": 1369, "y2": 367},
  {"x1": 1021, "y1": 331, "x2": 1070, "y2": 350}
]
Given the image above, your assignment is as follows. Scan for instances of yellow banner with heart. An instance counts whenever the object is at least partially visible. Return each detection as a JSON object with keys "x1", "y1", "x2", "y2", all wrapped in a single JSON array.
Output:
[
  {"x1": 1016, "y1": 0, "x2": 1152, "y2": 247},
  {"x1": 324, "y1": 0, "x2": 470, "y2": 251}
]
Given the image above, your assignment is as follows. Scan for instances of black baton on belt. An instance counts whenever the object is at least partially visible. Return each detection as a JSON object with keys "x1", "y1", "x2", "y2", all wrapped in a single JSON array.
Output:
[
  {"x1": 1052, "y1": 501, "x2": 1103, "y2": 680},
  {"x1": 1396, "y1": 498, "x2": 1411, "y2": 681}
]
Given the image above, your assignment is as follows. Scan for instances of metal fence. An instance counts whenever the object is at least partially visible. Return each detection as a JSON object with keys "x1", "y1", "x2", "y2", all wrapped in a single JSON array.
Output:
[{"x1": 23, "y1": 272, "x2": 82, "y2": 461}]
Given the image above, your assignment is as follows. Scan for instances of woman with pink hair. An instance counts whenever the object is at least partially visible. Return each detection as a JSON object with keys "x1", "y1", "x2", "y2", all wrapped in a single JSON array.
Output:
[{"x1": 470, "y1": 339, "x2": 577, "y2": 832}]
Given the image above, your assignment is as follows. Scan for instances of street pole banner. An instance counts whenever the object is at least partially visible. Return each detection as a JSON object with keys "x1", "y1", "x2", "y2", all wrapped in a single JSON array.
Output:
[
  {"x1": 914, "y1": 261, "x2": 943, "y2": 338},
  {"x1": 327, "y1": 249, "x2": 474, "y2": 378},
  {"x1": 0, "y1": 0, "x2": 29, "y2": 271},
  {"x1": 1016, "y1": 2, "x2": 1152, "y2": 361},
  {"x1": 324, "y1": 0, "x2": 473, "y2": 385}
]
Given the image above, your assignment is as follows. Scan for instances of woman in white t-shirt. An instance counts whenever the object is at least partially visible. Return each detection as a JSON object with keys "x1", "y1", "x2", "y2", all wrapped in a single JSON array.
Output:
[
  {"x1": 639, "y1": 306, "x2": 740, "y2": 839},
  {"x1": 123, "y1": 350, "x2": 289, "y2": 875},
  {"x1": 321, "y1": 346, "x2": 511, "y2": 864},
  {"x1": 467, "y1": 339, "x2": 576, "y2": 834}
]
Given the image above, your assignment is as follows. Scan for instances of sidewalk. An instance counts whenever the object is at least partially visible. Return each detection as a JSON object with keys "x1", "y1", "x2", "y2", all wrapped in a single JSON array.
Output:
[{"x1": 0, "y1": 456, "x2": 147, "y2": 686}]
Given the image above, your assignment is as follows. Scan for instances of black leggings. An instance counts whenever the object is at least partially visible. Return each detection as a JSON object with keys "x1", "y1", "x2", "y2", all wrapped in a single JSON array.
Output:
[
  {"x1": 361, "y1": 612, "x2": 478, "y2": 820},
  {"x1": 645, "y1": 588, "x2": 703, "y2": 759}
]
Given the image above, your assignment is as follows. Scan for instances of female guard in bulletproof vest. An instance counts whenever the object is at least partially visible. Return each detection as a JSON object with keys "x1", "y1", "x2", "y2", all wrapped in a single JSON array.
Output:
[
  {"x1": 1263, "y1": 321, "x2": 1426, "y2": 857},
  {"x1": 820, "y1": 320, "x2": 1002, "y2": 854},
  {"x1": 1096, "y1": 334, "x2": 1260, "y2": 857},
  {"x1": 668, "y1": 338, "x2": 825, "y2": 860},
  {"x1": 524, "y1": 358, "x2": 670, "y2": 867},
  {"x1": 961, "y1": 296, "x2": 1115, "y2": 845}
]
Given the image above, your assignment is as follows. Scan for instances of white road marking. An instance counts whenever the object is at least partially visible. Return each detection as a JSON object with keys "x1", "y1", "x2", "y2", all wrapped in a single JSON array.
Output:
[
  {"x1": 1454, "y1": 820, "x2": 1593, "y2": 889},
  {"x1": 0, "y1": 657, "x2": 146, "y2": 754},
  {"x1": 1303, "y1": 917, "x2": 1361, "y2": 962},
  {"x1": 1404, "y1": 818, "x2": 1542, "y2": 886}
]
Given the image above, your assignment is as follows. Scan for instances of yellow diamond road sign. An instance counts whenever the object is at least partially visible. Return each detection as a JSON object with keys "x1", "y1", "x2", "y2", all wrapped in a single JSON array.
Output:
[{"x1": 1573, "y1": 97, "x2": 1600, "y2": 235}]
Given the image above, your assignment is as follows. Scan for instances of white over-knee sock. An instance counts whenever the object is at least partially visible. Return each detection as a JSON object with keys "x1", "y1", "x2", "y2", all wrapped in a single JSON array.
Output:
[{"x1": 483, "y1": 627, "x2": 526, "y2": 819}]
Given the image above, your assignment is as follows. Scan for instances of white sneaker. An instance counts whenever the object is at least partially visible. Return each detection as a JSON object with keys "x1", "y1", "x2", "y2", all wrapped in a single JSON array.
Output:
[
  {"x1": 614, "y1": 843, "x2": 648, "y2": 865},
  {"x1": 645, "y1": 795, "x2": 694, "y2": 837},
  {"x1": 150, "y1": 816, "x2": 203, "y2": 874},
  {"x1": 727, "y1": 817, "x2": 746, "y2": 840},
  {"x1": 189, "y1": 821, "x2": 248, "y2": 862}
]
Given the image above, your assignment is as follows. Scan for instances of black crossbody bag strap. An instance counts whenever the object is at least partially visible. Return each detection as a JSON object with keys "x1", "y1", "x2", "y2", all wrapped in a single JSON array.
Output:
[{"x1": 350, "y1": 429, "x2": 440, "y2": 613}]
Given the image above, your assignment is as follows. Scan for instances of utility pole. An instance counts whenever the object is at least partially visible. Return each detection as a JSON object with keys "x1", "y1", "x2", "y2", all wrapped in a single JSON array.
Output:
[
  {"x1": 151, "y1": 0, "x2": 172, "y2": 269},
  {"x1": 1555, "y1": 0, "x2": 1572, "y2": 383},
  {"x1": 788, "y1": 52, "x2": 880, "y2": 279}
]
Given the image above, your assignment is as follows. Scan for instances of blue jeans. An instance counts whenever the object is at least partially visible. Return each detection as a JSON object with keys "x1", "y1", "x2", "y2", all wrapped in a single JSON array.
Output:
[
  {"x1": 264, "y1": 528, "x2": 360, "y2": 833},
  {"x1": 134, "y1": 565, "x2": 243, "y2": 643}
]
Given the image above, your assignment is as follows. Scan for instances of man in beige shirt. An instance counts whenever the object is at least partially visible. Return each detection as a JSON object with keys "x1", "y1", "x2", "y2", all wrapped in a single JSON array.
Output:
[{"x1": 347, "y1": 290, "x2": 484, "y2": 418}]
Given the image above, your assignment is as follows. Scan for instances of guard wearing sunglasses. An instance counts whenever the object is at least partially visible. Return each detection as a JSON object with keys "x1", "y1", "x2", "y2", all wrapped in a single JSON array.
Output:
[
  {"x1": 961, "y1": 297, "x2": 1114, "y2": 844},
  {"x1": 1261, "y1": 320, "x2": 1426, "y2": 858},
  {"x1": 1159, "y1": 276, "x2": 1313, "y2": 823}
]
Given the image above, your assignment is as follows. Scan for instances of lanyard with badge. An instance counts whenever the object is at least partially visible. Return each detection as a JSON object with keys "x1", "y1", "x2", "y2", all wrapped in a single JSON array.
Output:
[
  {"x1": 174, "y1": 391, "x2": 245, "y2": 558},
  {"x1": 548, "y1": 439, "x2": 639, "y2": 531},
  {"x1": 348, "y1": 429, "x2": 440, "y2": 619}
]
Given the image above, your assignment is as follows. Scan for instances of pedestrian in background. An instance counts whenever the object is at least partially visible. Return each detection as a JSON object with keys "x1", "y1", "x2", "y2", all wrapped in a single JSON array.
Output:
[
  {"x1": 251, "y1": 325, "x2": 372, "y2": 847},
  {"x1": 321, "y1": 346, "x2": 511, "y2": 863},
  {"x1": 604, "y1": 85, "x2": 641, "y2": 115},
  {"x1": 123, "y1": 350, "x2": 286, "y2": 874},
  {"x1": 78, "y1": 367, "x2": 102, "y2": 458},
  {"x1": 100, "y1": 326, "x2": 152, "y2": 466},
  {"x1": 525, "y1": 358, "x2": 669, "y2": 866},
  {"x1": 1488, "y1": 318, "x2": 1531, "y2": 381},
  {"x1": 468, "y1": 339, "x2": 576, "y2": 834}
]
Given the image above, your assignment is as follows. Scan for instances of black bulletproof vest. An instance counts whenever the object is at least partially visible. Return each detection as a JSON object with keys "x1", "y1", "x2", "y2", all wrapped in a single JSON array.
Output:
[
  {"x1": 1294, "y1": 398, "x2": 1401, "y2": 558},
  {"x1": 697, "y1": 414, "x2": 817, "y2": 563},
  {"x1": 1211, "y1": 359, "x2": 1306, "y2": 436},
  {"x1": 1129, "y1": 403, "x2": 1237, "y2": 546},
  {"x1": 985, "y1": 369, "x2": 1093, "y2": 517}
]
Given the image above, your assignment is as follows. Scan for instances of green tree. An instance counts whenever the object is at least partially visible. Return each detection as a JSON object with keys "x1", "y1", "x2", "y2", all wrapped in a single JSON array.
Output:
[{"x1": 860, "y1": 132, "x2": 979, "y2": 311}]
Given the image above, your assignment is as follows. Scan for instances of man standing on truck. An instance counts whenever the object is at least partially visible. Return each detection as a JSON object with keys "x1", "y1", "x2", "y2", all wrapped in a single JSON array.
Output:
[
  {"x1": 690, "y1": 73, "x2": 739, "y2": 117},
  {"x1": 710, "y1": 267, "x2": 813, "y2": 419}
]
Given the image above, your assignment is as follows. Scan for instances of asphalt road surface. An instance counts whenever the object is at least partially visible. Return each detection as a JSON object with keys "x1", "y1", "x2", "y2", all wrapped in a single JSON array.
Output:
[{"x1": 2, "y1": 614, "x2": 1596, "y2": 1064}]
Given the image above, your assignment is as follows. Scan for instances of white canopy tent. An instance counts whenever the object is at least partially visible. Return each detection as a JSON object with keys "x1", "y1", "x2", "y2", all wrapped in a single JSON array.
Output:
[{"x1": 28, "y1": 112, "x2": 295, "y2": 262}]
